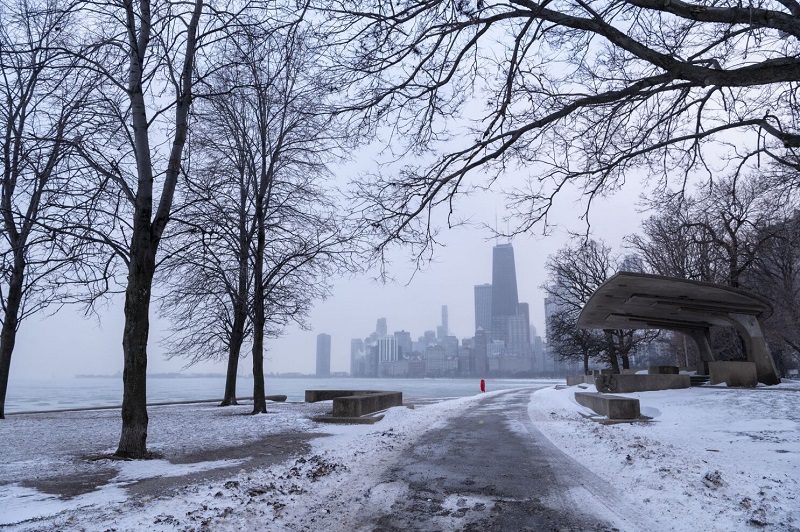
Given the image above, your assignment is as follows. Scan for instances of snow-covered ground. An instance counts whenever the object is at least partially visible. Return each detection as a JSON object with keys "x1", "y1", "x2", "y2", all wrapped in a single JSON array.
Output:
[{"x1": 2, "y1": 382, "x2": 799, "y2": 531}]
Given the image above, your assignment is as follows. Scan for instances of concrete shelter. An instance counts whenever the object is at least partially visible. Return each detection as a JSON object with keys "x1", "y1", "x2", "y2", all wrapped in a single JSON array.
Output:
[{"x1": 577, "y1": 272, "x2": 780, "y2": 385}]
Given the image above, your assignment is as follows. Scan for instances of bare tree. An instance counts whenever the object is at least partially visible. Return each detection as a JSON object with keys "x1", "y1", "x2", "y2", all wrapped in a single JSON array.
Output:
[
  {"x1": 159, "y1": 6, "x2": 360, "y2": 412},
  {"x1": 546, "y1": 307, "x2": 603, "y2": 375},
  {"x1": 0, "y1": 0, "x2": 97, "y2": 419},
  {"x1": 746, "y1": 212, "x2": 800, "y2": 374},
  {"x1": 677, "y1": 177, "x2": 787, "y2": 288},
  {"x1": 626, "y1": 201, "x2": 722, "y2": 282},
  {"x1": 544, "y1": 238, "x2": 621, "y2": 370},
  {"x1": 243, "y1": 15, "x2": 359, "y2": 414},
  {"x1": 315, "y1": 0, "x2": 800, "y2": 258},
  {"x1": 68, "y1": 0, "x2": 213, "y2": 458},
  {"x1": 544, "y1": 238, "x2": 657, "y2": 372}
]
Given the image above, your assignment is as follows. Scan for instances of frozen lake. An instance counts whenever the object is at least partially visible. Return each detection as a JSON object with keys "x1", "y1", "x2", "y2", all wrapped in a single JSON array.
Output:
[{"x1": 4, "y1": 375, "x2": 558, "y2": 414}]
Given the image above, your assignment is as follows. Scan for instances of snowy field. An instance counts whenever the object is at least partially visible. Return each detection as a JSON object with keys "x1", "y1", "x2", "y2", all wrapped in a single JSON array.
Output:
[{"x1": 1, "y1": 382, "x2": 799, "y2": 531}]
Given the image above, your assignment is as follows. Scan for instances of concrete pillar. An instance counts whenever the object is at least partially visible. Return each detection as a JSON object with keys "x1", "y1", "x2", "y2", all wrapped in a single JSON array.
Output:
[
  {"x1": 672, "y1": 328, "x2": 715, "y2": 374},
  {"x1": 727, "y1": 313, "x2": 781, "y2": 385}
]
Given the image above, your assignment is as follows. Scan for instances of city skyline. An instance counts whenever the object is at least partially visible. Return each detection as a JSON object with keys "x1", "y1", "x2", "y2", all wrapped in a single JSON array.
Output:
[
  {"x1": 337, "y1": 242, "x2": 581, "y2": 379},
  {"x1": 7, "y1": 190, "x2": 642, "y2": 379}
]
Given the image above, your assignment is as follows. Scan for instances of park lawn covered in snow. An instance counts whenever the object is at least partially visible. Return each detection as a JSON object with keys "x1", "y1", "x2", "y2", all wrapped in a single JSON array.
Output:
[
  {"x1": 1, "y1": 382, "x2": 798, "y2": 531},
  {"x1": 531, "y1": 383, "x2": 800, "y2": 531}
]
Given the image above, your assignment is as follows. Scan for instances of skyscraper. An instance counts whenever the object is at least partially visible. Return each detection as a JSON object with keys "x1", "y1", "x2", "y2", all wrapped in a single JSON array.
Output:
[
  {"x1": 378, "y1": 335, "x2": 398, "y2": 363},
  {"x1": 474, "y1": 328, "x2": 489, "y2": 374},
  {"x1": 316, "y1": 333, "x2": 331, "y2": 377},
  {"x1": 516, "y1": 302, "x2": 532, "y2": 349},
  {"x1": 350, "y1": 338, "x2": 365, "y2": 377},
  {"x1": 376, "y1": 317, "x2": 387, "y2": 336},
  {"x1": 491, "y1": 243, "x2": 520, "y2": 345},
  {"x1": 620, "y1": 253, "x2": 645, "y2": 273},
  {"x1": 441, "y1": 305, "x2": 449, "y2": 337},
  {"x1": 474, "y1": 283, "x2": 492, "y2": 334},
  {"x1": 394, "y1": 330, "x2": 413, "y2": 357}
]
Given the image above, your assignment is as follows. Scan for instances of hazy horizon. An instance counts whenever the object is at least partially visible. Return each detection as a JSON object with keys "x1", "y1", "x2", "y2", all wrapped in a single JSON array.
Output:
[{"x1": 9, "y1": 179, "x2": 644, "y2": 381}]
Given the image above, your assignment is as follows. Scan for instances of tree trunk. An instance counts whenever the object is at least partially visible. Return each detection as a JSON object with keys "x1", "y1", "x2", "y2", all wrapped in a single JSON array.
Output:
[
  {"x1": 251, "y1": 194, "x2": 267, "y2": 415},
  {"x1": 619, "y1": 331, "x2": 632, "y2": 370},
  {"x1": 221, "y1": 186, "x2": 250, "y2": 407},
  {"x1": 604, "y1": 330, "x2": 621, "y2": 374},
  {"x1": 251, "y1": 326, "x2": 266, "y2": 413},
  {"x1": 220, "y1": 312, "x2": 245, "y2": 406},
  {"x1": 582, "y1": 350, "x2": 590, "y2": 375},
  {"x1": 116, "y1": 239, "x2": 155, "y2": 458},
  {"x1": 0, "y1": 252, "x2": 24, "y2": 419}
]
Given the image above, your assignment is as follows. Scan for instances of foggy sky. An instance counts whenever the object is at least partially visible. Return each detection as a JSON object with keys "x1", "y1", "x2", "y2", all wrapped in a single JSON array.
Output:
[{"x1": 10, "y1": 174, "x2": 645, "y2": 380}]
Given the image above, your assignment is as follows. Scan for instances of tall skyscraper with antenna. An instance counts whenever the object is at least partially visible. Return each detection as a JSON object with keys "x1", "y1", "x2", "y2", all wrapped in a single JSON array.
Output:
[{"x1": 488, "y1": 242, "x2": 531, "y2": 358}]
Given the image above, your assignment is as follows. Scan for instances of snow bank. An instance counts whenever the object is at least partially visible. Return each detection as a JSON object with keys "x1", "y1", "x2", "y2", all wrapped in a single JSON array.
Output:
[{"x1": 529, "y1": 385, "x2": 800, "y2": 531}]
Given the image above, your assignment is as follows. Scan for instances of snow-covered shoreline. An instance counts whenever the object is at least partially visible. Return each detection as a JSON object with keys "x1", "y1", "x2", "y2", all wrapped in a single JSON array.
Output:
[{"x1": 2, "y1": 383, "x2": 799, "y2": 531}]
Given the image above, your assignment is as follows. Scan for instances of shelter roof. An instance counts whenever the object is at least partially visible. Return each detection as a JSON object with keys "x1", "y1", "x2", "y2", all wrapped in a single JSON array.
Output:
[{"x1": 576, "y1": 272, "x2": 772, "y2": 331}]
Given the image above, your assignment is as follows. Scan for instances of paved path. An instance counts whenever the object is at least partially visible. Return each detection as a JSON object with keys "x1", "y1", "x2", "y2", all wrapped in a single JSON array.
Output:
[{"x1": 358, "y1": 388, "x2": 640, "y2": 531}]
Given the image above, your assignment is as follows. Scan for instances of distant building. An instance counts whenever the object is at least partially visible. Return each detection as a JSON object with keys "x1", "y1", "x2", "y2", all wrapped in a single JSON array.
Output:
[
  {"x1": 531, "y1": 333, "x2": 545, "y2": 373},
  {"x1": 474, "y1": 283, "x2": 492, "y2": 335},
  {"x1": 350, "y1": 338, "x2": 365, "y2": 377},
  {"x1": 407, "y1": 356, "x2": 426, "y2": 378},
  {"x1": 376, "y1": 317, "x2": 388, "y2": 336},
  {"x1": 517, "y1": 302, "x2": 531, "y2": 346},
  {"x1": 425, "y1": 345, "x2": 456, "y2": 377},
  {"x1": 316, "y1": 333, "x2": 331, "y2": 377},
  {"x1": 365, "y1": 344, "x2": 379, "y2": 377},
  {"x1": 441, "y1": 305, "x2": 449, "y2": 337},
  {"x1": 458, "y1": 348, "x2": 473, "y2": 377},
  {"x1": 378, "y1": 335, "x2": 398, "y2": 363},
  {"x1": 474, "y1": 328, "x2": 489, "y2": 375},
  {"x1": 619, "y1": 254, "x2": 645, "y2": 273},
  {"x1": 489, "y1": 339, "x2": 505, "y2": 357},
  {"x1": 394, "y1": 330, "x2": 413, "y2": 358},
  {"x1": 505, "y1": 314, "x2": 530, "y2": 357},
  {"x1": 491, "y1": 243, "x2": 520, "y2": 345},
  {"x1": 423, "y1": 330, "x2": 437, "y2": 346},
  {"x1": 488, "y1": 243, "x2": 533, "y2": 361},
  {"x1": 442, "y1": 335, "x2": 459, "y2": 357}
]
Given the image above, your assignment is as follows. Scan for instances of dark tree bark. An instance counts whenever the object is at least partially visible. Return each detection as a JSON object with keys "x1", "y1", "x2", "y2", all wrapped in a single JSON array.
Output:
[
  {"x1": 221, "y1": 181, "x2": 251, "y2": 407},
  {"x1": 604, "y1": 330, "x2": 622, "y2": 374},
  {"x1": 113, "y1": 0, "x2": 203, "y2": 459},
  {"x1": 251, "y1": 190, "x2": 268, "y2": 415},
  {"x1": 0, "y1": 260, "x2": 23, "y2": 419},
  {"x1": 220, "y1": 309, "x2": 246, "y2": 406},
  {"x1": 118, "y1": 243, "x2": 154, "y2": 455}
]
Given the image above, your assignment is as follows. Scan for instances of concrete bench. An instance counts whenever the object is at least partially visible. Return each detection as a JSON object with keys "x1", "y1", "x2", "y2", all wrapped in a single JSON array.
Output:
[
  {"x1": 575, "y1": 391, "x2": 641, "y2": 420},
  {"x1": 305, "y1": 390, "x2": 403, "y2": 418},
  {"x1": 594, "y1": 373, "x2": 689, "y2": 393}
]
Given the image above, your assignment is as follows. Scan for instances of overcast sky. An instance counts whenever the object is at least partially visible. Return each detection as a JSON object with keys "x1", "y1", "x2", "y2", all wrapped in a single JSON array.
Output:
[{"x1": 9, "y1": 164, "x2": 648, "y2": 380}]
